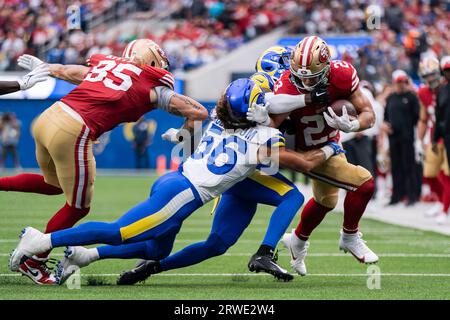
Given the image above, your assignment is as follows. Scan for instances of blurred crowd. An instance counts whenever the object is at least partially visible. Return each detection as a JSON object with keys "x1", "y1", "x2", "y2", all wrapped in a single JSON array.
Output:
[{"x1": 1, "y1": 0, "x2": 449, "y2": 80}]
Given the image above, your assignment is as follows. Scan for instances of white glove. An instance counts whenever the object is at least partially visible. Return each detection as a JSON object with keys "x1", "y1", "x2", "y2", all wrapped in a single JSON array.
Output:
[
  {"x1": 17, "y1": 64, "x2": 50, "y2": 90},
  {"x1": 323, "y1": 106, "x2": 360, "y2": 133},
  {"x1": 17, "y1": 54, "x2": 45, "y2": 71},
  {"x1": 246, "y1": 102, "x2": 271, "y2": 126},
  {"x1": 414, "y1": 140, "x2": 424, "y2": 163},
  {"x1": 161, "y1": 128, "x2": 182, "y2": 143}
]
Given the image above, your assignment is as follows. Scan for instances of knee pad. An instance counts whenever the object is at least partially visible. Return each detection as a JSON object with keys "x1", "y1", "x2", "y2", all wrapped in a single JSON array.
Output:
[{"x1": 314, "y1": 194, "x2": 338, "y2": 209}]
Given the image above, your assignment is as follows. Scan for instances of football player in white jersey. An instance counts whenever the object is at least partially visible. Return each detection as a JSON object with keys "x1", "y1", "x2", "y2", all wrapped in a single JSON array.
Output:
[{"x1": 10, "y1": 79, "x2": 343, "y2": 284}]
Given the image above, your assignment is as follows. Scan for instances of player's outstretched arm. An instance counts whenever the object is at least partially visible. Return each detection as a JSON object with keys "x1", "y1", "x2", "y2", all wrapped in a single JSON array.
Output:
[
  {"x1": 0, "y1": 63, "x2": 50, "y2": 95},
  {"x1": 348, "y1": 87, "x2": 376, "y2": 131},
  {"x1": 47, "y1": 64, "x2": 89, "y2": 85},
  {"x1": 0, "y1": 81, "x2": 20, "y2": 95},
  {"x1": 18, "y1": 54, "x2": 88, "y2": 85},
  {"x1": 259, "y1": 143, "x2": 344, "y2": 173},
  {"x1": 150, "y1": 87, "x2": 208, "y2": 121}
]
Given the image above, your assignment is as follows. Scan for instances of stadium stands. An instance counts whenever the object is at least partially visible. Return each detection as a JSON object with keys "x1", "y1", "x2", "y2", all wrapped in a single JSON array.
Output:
[{"x1": 0, "y1": 1, "x2": 448, "y2": 81}]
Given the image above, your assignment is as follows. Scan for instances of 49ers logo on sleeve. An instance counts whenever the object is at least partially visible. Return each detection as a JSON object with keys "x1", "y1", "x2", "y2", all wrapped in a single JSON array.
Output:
[{"x1": 319, "y1": 46, "x2": 330, "y2": 63}]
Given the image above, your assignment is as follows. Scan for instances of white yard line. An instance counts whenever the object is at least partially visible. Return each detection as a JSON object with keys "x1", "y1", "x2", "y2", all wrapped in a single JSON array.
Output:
[
  {"x1": 0, "y1": 239, "x2": 448, "y2": 245},
  {"x1": 0, "y1": 252, "x2": 449, "y2": 257},
  {"x1": 1, "y1": 273, "x2": 450, "y2": 277}
]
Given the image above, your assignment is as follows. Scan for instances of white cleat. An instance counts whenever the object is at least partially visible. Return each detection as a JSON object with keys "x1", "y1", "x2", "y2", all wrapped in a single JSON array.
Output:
[
  {"x1": 435, "y1": 213, "x2": 448, "y2": 225},
  {"x1": 55, "y1": 246, "x2": 96, "y2": 285},
  {"x1": 338, "y1": 231, "x2": 379, "y2": 264},
  {"x1": 9, "y1": 227, "x2": 51, "y2": 272},
  {"x1": 281, "y1": 230, "x2": 309, "y2": 276},
  {"x1": 425, "y1": 202, "x2": 443, "y2": 217}
]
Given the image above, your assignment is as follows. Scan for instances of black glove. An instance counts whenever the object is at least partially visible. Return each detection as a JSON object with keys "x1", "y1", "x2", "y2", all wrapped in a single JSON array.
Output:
[{"x1": 310, "y1": 84, "x2": 330, "y2": 104}]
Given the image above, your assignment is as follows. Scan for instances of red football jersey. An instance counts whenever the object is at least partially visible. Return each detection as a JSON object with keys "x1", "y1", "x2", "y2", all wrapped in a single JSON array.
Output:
[
  {"x1": 61, "y1": 54, "x2": 175, "y2": 139},
  {"x1": 274, "y1": 60, "x2": 359, "y2": 151},
  {"x1": 417, "y1": 84, "x2": 438, "y2": 143}
]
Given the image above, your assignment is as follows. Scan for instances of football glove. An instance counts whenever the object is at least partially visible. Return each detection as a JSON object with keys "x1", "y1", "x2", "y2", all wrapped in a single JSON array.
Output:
[
  {"x1": 17, "y1": 64, "x2": 50, "y2": 90},
  {"x1": 161, "y1": 128, "x2": 183, "y2": 143},
  {"x1": 17, "y1": 54, "x2": 45, "y2": 71},
  {"x1": 310, "y1": 84, "x2": 330, "y2": 104},
  {"x1": 323, "y1": 106, "x2": 360, "y2": 133},
  {"x1": 246, "y1": 102, "x2": 271, "y2": 126}
]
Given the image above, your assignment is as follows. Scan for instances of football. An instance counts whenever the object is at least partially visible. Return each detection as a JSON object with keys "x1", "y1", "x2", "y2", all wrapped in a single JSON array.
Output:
[{"x1": 328, "y1": 99, "x2": 358, "y2": 118}]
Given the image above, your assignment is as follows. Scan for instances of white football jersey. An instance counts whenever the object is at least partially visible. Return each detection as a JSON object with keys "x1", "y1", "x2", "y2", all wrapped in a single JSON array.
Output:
[{"x1": 182, "y1": 118, "x2": 285, "y2": 203}]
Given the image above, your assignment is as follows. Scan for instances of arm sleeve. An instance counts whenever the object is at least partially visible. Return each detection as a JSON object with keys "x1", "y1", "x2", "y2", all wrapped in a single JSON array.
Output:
[
  {"x1": 265, "y1": 92, "x2": 306, "y2": 114},
  {"x1": 154, "y1": 86, "x2": 176, "y2": 111}
]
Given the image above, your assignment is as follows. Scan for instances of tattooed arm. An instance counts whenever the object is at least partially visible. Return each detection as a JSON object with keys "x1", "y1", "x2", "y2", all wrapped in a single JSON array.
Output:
[{"x1": 150, "y1": 86, "x2": 208, "y2": 121}]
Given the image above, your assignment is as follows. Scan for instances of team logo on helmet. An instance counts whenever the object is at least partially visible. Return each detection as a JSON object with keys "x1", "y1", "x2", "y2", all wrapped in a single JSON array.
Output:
[{"x1": 319, "y1": 45, "x2": 329, "y2": 63}]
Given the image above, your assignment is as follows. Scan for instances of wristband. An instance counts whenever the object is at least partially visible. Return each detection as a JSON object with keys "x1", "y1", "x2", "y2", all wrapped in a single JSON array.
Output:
[{"x1": 320, "y1": 146, "x2": 334, "y2": 160}]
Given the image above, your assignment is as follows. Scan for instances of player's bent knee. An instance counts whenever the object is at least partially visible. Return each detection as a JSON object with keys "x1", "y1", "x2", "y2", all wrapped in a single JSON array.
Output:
[
  {"x1": 205, "y1": 233, "x2": 232, "y2": 256},
  {"x1": 284, "y1": 188, "x2": 305, "y2": 209},
  {"x1": 356, "y1": 178, "x2": 375, "y2": 197},
  {"x1": 314, "y1": 195, "x2": 338, "y2": 209}
]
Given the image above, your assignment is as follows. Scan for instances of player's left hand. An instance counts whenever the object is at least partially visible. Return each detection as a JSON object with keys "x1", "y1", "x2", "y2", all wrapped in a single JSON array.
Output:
[
  {"x1": 161, "y1": 128, "x2": 182, "y2": 143},
  {"x1": 17, "y1": 54, "x2": 45, "y2": 71},
  {"x1": 246, "y1": 102, "x2": 271, "y2": 126},
  {"x1": 18, "y1": 64, "x2": 50, "y2": 90},
  {"x1": 323, "y1": 106, "x2": 360, "y2": 133}
]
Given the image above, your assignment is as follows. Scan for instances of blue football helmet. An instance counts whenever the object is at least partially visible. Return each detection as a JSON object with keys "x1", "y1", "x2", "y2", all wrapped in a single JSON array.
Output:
[
  {"x1": 225, "y1": 78, "x2": 265, "y2": 119},
  {"x1": 255, "y1": 45, "x2": 291, "y2": 80},
  {"x1": 249, "y1": 72, "x2": 275, "y2": 93}
]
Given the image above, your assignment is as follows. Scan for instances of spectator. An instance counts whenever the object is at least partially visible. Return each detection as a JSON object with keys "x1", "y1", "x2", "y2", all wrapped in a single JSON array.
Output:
[
  {"x1": 132, "y1": 117, "x2": 152, "y2": 169},
  {"x1": 383, "y1": 70, "x2": 421, "y2": 206},
  {"x1": 0, "y1": 112, "x2": 21, "y2": 169}
]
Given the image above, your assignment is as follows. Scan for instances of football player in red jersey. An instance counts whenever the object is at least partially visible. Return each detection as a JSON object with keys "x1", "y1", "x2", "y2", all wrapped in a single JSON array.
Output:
[
  {"x1": 248, "y1": 36, "x2": 378, "y2": 276},
  {"x1": 0, "y1": 39, "x2": 208, "y2": 284},
  {"x1": 416, "y1": 57, "x2": 450, "y2": 222}
]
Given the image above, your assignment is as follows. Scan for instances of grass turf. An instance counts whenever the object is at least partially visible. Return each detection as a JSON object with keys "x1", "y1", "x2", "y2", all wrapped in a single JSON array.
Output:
[{"x1": 0, "y1": 174, "x2": 449, "y2": 300}]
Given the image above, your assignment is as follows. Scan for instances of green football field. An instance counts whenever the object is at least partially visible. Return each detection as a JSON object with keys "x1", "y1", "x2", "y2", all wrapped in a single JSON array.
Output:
[{"x1": 0, "y1": 174, "x2": 449, "y2": 300}]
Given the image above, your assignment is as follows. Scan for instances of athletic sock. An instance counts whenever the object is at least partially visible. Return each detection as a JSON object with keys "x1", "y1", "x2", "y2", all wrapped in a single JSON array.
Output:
[
  {"x1": 440, "y1": 175, "x2": 450, "y2": 214},
  {"x1": 295, "y1": 198, "x2": 333, "y2": 241},
  {"x1": 0, "y1": 173, "x2": 63, "y2": 195},
  {"x1": 36, "y1": 203, "x2": 90, "y2": 259},
  {"x1": 256, "y1": 244, "x2": 275, "y2": 256},
  {"x1": 423, "y1": 177, "x2": 443, "y2": 202},
  {"x1": 343, "y1": 178, "x2": 375, "y2": 233}
]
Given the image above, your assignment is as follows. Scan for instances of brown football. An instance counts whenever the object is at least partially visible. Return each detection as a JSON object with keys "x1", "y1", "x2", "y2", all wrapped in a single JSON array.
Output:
[{"x1": 328, "y1": 99, "x2": 357, "y2": 119}]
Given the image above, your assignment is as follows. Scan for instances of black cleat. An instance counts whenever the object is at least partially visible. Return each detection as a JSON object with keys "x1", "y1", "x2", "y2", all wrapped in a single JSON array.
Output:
[
  {"x1": 248, "y1": 253, "x2": 293, "y2": 282},
  {"x1": 116, "y1": 260, "x2": 161, "y2": 285}
]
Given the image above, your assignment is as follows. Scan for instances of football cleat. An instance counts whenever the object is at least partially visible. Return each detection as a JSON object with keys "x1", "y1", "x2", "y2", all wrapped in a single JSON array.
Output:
[
  {"x1": 10, "y1": 227, "x2": 51, "y2": 272},
  {"x1": 55, "y1": 246, "x2": 94, "y2": 285},
  {"x1": 435, "y1": 212, "x2": 448, "y2": 225},
  {"x1": 117, "y1": 260, "x2": 161, "y2": 285},
  {"x1": 425, "y1": 202, "x2": 444, "y2": 217},
  {"x1": 18, "y1": 257, "x2": 57, "y2": 285},
  {"x1": 280, "y1": 230, "x2": 309, "y2": 276},
  {"x1": 339, "y1": 231, "x2": 379, "y2": 264},
  {"x1": 248, "y1": 253, "x2": 293, "y2": 282}
]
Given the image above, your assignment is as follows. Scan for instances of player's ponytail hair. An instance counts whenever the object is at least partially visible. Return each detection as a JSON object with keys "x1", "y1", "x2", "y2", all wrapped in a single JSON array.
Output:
[{"x1": 216, "y1": 94, "x2": 256, "y2": 130}]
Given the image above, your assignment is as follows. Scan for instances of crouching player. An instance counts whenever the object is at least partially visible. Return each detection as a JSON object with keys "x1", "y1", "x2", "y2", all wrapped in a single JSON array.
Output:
[{"x1": 9, "y1": 78, "x2": 343, "y2": 284}]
